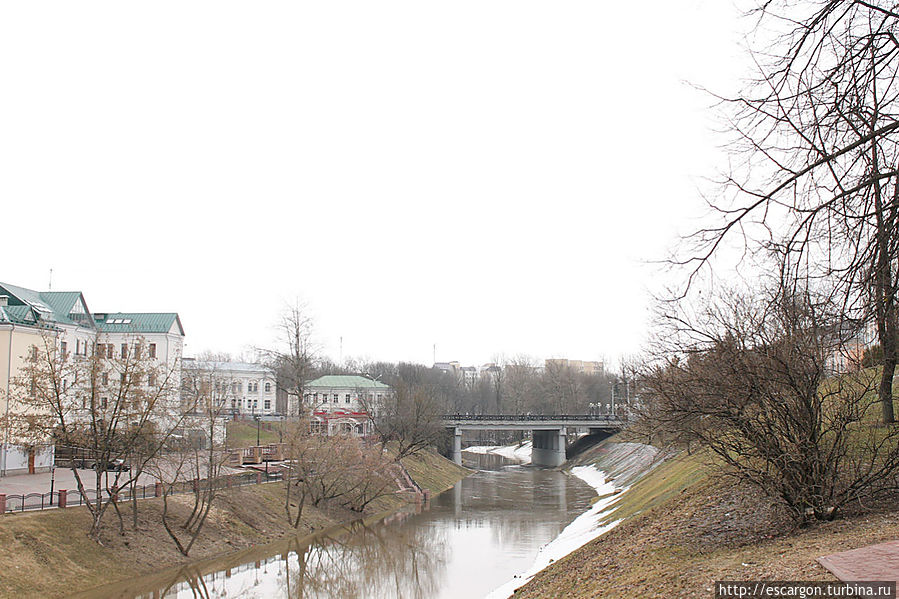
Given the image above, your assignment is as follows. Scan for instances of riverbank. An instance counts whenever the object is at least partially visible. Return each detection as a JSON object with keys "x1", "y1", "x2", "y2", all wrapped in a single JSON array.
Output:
[
  {"x1": 0, "y1": 449, "x2": 469, "y2": 599},
  {"x1": 514, "y1": 437, "x2": 899, "y2": 598}
]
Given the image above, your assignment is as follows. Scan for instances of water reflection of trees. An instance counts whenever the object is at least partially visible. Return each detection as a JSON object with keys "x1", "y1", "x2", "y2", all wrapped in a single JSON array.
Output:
[
  {"x1": 283, "y1": 516, "x2": 450, "y2": 599},
  {"x1": 443, "y1": 466, "x2": 591, "y2": 552}
]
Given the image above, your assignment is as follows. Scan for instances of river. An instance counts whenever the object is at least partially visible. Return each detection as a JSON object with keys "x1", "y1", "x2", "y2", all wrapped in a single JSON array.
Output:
[{"x1": 72, "y1": 450, "x2": 599, "y2": 599}]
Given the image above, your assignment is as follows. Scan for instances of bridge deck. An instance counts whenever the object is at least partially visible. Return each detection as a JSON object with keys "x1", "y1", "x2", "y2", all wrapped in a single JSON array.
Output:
[{"x1": 441, "y1": 414, "x2": 626, "y2": 430}]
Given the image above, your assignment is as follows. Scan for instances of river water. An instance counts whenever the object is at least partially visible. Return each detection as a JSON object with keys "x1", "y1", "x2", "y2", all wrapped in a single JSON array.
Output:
[{"x1": 73, "y1": 451, "x2": 598, "y2": 599}]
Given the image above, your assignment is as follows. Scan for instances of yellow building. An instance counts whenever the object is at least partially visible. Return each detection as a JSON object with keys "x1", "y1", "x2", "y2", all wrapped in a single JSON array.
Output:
[{"x1": 0, "y1": 296, "x2": 55, "y2": 474}]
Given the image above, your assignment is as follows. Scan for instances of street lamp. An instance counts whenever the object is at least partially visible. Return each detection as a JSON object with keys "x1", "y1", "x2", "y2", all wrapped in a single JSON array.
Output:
[
  {"x1": 49, "y1": 462, "x2": 56, "y2": 505},
  {"x1": 254, "y1": 414, "x2": 260, "y2": 447}
]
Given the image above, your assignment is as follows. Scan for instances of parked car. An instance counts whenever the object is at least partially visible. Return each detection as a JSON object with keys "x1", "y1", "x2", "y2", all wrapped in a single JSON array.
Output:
[{"x1": 94, "y1": 459, "x2": 130, "y2": 472}]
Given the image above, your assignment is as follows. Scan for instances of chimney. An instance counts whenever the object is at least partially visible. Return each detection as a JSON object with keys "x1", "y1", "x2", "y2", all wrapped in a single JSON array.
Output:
[{"x1": 0, "y1": 296, "x2": 8, "y2": 307}]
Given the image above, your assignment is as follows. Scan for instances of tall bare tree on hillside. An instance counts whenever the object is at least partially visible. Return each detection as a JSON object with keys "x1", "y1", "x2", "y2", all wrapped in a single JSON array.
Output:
[{"x1": 681, "y1": 1, "x2": 899, "y2": 422}]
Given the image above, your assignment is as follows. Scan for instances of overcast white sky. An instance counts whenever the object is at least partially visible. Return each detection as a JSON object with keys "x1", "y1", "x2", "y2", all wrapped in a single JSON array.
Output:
[{"x1": 1, "y1": 1, "x2": 748, "y2": 368}]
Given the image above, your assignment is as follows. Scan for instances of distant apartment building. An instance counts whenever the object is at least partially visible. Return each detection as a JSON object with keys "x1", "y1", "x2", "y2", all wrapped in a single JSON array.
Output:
[
  {"x1": 544, "y1": 358, "x2": 604, "y2": 376},
  {"x1": 0, "y1": 281, "x2": 185, "y2": 475},
  {"x1": 182, "y1": 359, "x2": 277, "y2": 417},
  {"x1": 304, "y1": 375, "x2": 389, "y2": 436},
  {"x1": 433, "y1": 361, "x2": 460, "y2": 376}
]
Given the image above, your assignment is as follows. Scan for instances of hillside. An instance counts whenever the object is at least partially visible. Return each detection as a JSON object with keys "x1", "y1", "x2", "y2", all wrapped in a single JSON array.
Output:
[{"x1": 516, "y1": 439, "x2": 899, "y2": 597}]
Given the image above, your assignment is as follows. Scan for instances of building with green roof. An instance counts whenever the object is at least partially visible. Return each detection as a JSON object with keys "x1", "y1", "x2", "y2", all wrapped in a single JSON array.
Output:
[
  {"x1": 304, "y1": 375, "x2": 390, "y2": 436},
  {"x1": 0, "y1": 280, "x2": 186, "y2": 475}
]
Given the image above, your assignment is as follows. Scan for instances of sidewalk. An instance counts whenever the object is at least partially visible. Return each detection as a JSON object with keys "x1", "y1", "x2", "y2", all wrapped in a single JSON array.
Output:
[
  {"x1": 818, "y1": 540, "x2": 899, "y2": 583},
  {"x1": 0, "y1": 468, "x2": 157, "y2": 497}
]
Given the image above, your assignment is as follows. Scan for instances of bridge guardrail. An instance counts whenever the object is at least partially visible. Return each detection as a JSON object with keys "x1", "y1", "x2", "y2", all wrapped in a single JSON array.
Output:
[{"x1": 441, "y1": 414, "x2": 626, "y2": 422}]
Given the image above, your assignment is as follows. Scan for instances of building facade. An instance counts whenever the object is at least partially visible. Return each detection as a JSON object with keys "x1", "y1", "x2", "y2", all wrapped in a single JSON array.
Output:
[
  {"x1": 0, "y1": 281, "x2": 185, "y2": 475},
  {"x1": 304, "y1": 375, "x2": 389, "y2": 436},
  {"x1": 182, "y1": 359, "x2": 277, "y2": 417}
]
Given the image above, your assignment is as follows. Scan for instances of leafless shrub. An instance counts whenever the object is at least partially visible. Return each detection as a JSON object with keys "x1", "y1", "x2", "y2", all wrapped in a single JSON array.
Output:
[{"x1": 639, "y1": 284, "x2": 899, "y2": 522}]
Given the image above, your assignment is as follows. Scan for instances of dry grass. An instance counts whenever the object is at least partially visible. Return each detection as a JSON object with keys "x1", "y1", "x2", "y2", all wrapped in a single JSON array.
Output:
[
  {"x1": 515, "y1": 448, "x2": 899, "y2": 598},
  {"x1": 0, "y1": 448, "x2": 468, "y2": 599}
]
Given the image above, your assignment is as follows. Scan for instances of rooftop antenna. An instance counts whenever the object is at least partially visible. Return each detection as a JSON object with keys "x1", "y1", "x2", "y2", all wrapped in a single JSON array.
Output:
[{"x1": 48, "y1": 268, "x2": 53, "y2": 290}]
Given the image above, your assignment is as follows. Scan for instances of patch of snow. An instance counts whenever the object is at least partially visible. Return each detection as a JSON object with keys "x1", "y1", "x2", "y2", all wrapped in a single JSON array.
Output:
[
  {"x1": 462, "y1": 445, "x2": 499, "y2": 455},
  {"x1": 491, "y1": 441, "x2": 532, "y2": 463},
  {"x1": 484, "y1": 465, "x2": 627, "y2": 599},
  {"x1": 462, "y1": 442, "x2": 532, "y2": 464}
]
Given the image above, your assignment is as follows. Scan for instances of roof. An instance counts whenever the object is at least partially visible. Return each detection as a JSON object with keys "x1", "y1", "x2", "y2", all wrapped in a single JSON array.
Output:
[
  {"x1": 183, "y1": 360, "x2": 273, "y2": 375},
  {"x1": 0, "y1": 305, "x2": 42, "y2": 326},
  {"x1": 94, "y1": 312, "x2": 184, "y2": 336},
  {"x1": 0, "y1": 283, "x2": 94, "y2": 328},
  {"x1": 305, "y1": 375, "x2": 390, "y2": 390}
]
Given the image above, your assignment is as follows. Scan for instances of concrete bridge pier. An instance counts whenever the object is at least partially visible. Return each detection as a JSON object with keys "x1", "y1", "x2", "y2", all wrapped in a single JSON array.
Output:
[
  {"x1": 452, "y1": 427, "x2": 463, "y2": 465},
  {"x1": 531, "y1": 428, "x2": 566, "y2": 467}
]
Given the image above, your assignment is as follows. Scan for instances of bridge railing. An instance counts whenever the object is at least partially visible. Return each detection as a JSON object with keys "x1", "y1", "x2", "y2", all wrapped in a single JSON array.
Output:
[{"x1": 441, "y1": 414, "x2": 625, "y2": 422}]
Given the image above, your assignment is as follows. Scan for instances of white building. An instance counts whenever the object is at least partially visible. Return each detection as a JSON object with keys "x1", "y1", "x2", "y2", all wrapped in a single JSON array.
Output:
[
  {"x1": 304, "y1": 375, "x2": 389, "y2": 436},
  {"x1": 182, "y1": 359, "x2": 277, "y2": 417}
]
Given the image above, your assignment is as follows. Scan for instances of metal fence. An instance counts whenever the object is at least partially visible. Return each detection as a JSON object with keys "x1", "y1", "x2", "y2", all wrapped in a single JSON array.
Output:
[{"x1": 1, "y1": 470, "x2": 280, "y2": 514}]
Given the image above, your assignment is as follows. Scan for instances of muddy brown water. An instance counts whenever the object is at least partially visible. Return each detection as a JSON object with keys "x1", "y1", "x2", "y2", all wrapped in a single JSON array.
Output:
[{"x1": 71, "y1": 451, "x2": 597, "y2": 599}]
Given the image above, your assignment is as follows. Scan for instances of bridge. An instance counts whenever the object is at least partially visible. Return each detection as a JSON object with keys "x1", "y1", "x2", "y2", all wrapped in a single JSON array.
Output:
[{"x1": 441, "y1": 414, "x2": 626, "y2": 467}]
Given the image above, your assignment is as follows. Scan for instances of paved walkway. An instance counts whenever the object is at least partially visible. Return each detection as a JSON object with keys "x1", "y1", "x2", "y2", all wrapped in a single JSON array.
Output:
[
  {"x1": 0, "y1": 468, "x2": 157, "y2": 496},
  {"x1": 818, "y1": 540, "x2": 899, "y2": 583}
]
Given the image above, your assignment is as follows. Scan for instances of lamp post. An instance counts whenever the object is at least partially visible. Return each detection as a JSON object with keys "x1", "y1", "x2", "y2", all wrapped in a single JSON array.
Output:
[
  {"x1": 49, "y1": 462, "x2": 56, "y2": 505},
  {"x1": 254, "y1": 414, "x2": 260, "y2": 447}
]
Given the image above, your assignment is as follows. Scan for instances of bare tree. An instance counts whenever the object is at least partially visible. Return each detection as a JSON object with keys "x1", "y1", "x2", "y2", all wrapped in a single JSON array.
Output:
[
  {"x1": 640, "y1": 283, "x2": 899, "y2": 521},
  {"x1": 681, "y1": 0, "x2": 899, "y2": 422},
  {"x1": 362, "y1": 381, "x2": 445, "y2": 461},
  {"x1": 10, "y1": 330, "x2": 191, "y2": 541},
  {"x1": 282, "y1": 425, "x2": 397, "y2": 528},
  {"x1": 267, "y1": 302, "x2": 317, "y2": 418}
]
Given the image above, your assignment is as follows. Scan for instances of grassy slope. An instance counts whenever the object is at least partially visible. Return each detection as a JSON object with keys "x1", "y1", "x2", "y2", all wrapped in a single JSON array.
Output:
[
  {"x1": 225, "y1": 420, "x2": 282, "y2": 447},
  {"x1": 516, "y1": 440, "x2": 899, "y2": 598},
  {"x1": 0, "y1": 449, "x2": 468, "y2": 599},
  {"x1": 402, "y1": 449, "x2": 471, "y2": 495}
]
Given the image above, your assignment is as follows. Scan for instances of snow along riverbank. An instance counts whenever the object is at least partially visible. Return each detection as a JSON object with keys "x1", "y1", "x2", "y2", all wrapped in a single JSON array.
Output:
[
  {"x1": 463, "y1": 441, "x2": 533, "y2": 463},
  {"x1": 484, "y1": 464, "x2": 628, "y2": 599}
]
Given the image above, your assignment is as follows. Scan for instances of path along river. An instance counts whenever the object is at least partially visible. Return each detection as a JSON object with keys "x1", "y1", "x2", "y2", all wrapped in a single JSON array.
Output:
[{"x1": 73, "y1": 449, "x2": 615, "y2": 599}]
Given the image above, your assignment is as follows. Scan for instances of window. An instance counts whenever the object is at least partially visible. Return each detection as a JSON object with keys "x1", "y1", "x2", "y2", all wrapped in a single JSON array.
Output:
[
  {"x1": 101, "y1": 397, "x2": 108, "y2": 409},
  {"x1": 102, "y1": 372, "x2": 109, "y2": 385},
  {"x1": 121, "y1": 344, "x2": 128, "y2": 358},
  {"x1": 134, "y1": 344, "x2": 142, "y2": 359},
  {"x1": 149, "y1": 343, "x2": 156, "y2": 359},
  {"x1": 148, "y1": 373, "x2": 157, "y2": 386},
  {"x1": 75, "y1": 339, "x2": 80, "y2": 355},
  {"x1": 265, "y1": 382, "x2": 271, "y2": 393},
  {"x1": 60, "y1": 341, "x2": 67, "y2": 356},
  {"x1": 345, "y1": 394, "x2": 351, "y2": 404},
  {"x1": 264, "y1": 400, "x2": 271, "y2": 410},
  {"x1": 333, "y1": 393, "x2": 339, "y2": 401}
]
